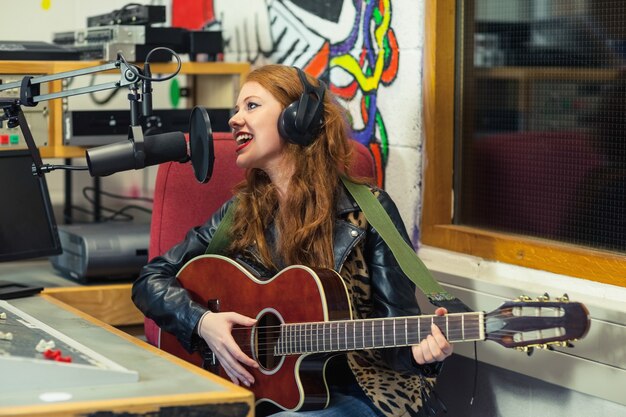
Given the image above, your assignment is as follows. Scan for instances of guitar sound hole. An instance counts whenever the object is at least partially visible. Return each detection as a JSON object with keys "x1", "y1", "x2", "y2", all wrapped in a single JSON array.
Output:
[{"x1": 255, "y1": 311, "x2": 282, "y2": 371}]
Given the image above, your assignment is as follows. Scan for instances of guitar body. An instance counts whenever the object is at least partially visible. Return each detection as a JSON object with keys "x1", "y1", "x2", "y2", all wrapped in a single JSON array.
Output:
[{"x1": 158, "y1": 255, "x2": 353, "y2": 413}]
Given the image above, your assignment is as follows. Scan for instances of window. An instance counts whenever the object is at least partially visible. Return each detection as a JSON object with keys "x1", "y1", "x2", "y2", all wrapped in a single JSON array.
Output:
[{"x1": 422, "y1": 0, "x2": 625, "y2": 287}]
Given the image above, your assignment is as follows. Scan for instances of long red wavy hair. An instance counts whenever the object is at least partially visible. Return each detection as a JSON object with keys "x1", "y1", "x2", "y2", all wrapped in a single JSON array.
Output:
[{"x1": 227, "y1": 65, "x2": 357, "y2": 269}]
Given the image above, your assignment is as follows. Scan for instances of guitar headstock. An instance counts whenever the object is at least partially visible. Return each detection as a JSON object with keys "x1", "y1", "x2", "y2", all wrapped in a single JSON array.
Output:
[{"x1": 485, "y1": 294, "x2": 590, "y2": 354}]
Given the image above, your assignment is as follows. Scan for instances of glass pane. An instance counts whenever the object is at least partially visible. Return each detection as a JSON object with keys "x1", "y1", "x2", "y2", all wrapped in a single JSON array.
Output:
[{"x1": 455, "y1": 0, "x2": 626, "y2": 253}]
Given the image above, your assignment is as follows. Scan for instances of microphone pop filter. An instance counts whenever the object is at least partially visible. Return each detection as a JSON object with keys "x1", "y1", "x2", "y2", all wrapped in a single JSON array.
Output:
[{"x1": 189, "y1": 106, "x2": 214, "y2": 183}]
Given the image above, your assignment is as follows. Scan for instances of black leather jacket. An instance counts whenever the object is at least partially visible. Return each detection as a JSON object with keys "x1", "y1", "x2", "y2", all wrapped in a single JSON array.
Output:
[{"x1": 132, "y1": 183, "x2": 429, "y2": 374}]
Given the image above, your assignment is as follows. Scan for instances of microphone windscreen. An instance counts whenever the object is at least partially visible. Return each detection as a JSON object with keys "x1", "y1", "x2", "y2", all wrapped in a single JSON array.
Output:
[{"x1": 189, "y1": 106, "x2": 214, "y2": 183}]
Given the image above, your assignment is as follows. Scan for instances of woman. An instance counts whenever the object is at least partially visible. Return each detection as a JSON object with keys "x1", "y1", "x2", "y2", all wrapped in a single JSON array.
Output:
[{"x1": 132, "y1": 64, "x2": 452, "y2": 417}]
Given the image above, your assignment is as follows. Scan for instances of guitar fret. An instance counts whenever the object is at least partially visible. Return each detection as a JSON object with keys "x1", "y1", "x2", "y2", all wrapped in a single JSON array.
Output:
[
  {"x1": 445, "y1": 316, "x2": 449, "y2": 338},
  {"x1": 344, "y1": 322, "x2": 348, "y2": 351},
  {"x1": 462, "y1": 314, "x2": 465, "y2": 341},
  {"x1": 281, "y1": 326, "x2": 285, "y2": 355},
  {"x1": 314, "y1": 323, "x2": 317, "y2": 352},
  {"x1": 405, "y1": 318, "x2": 408, "y2": 345},
  {"x1": 371, "y1": 321, "x2": 375, "y2": 348},
  {"x1": 382, "y1": 320, "x2": 385, "y2": 346},
  {"x1": 393, "y1": 319, "x2": 396, "y2": 346},
  {"x1": 315, "y1": 323, "x2": 319, "y2": 353},
  {"x1": 418, "y1": 317, "x2": 421, "y2": 343},
  {"x1": 303, "y1": 324, "x2": 307, "y2": 353},
  {"x1": 361, "y1": 322, "x2": 365, "y2": 349},
  {"x1": 300, "y1": 324, "x2": 304, "y2": 353},
  {"x1": 283, "y1": 325, "x2": 287, "y2": 355}
]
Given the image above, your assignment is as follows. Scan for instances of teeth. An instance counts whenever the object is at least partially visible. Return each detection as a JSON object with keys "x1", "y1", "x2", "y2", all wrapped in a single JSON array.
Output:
[{"x1": 236, "y1": 134, "x2": 253, "y2": 145}]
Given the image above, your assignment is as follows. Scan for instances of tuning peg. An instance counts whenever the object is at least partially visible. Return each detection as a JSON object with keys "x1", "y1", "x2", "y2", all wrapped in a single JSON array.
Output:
[
  {"x1": 515, "y1": 294, "x2": 532, "y2": 302},
  {"x1": 566, "y1": 342, "x2": 575, "y2": 348},
  {"x1": 515, "y1": 346, "x2": 535, "y2": 356},
  {"x1": 546, "y1": 345, "x2": 555, "y2": 351},
  {"x1": 557, "y1": 294, "x2": 570, "y2": 302},
  {"x1": 537, "y1": 293, "x2": 550, "y2": 302},
  {"x1": 526, "y1": 347, "x2": 534, "y2": 356}
]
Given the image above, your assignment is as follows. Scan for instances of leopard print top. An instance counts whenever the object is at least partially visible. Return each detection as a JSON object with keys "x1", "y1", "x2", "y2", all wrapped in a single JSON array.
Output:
[{"x1": 338, "y1": 208, "x2": 437, "y2": 417}]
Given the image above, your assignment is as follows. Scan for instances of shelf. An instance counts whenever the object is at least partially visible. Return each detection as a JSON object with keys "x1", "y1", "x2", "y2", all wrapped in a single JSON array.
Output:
[{"x1": 0, "y1": 60, "x2": 250, "y2": 158}]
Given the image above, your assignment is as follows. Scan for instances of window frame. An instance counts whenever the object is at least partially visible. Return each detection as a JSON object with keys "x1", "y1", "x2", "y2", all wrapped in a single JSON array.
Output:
[{"x1": 421, "y1": 0, "x2": 626, "y2": 287}]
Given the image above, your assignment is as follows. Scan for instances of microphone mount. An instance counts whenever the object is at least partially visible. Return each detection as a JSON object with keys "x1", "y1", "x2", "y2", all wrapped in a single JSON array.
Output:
[{"x1": 0, "y1": 50, "x2": 181, "y2": 177}]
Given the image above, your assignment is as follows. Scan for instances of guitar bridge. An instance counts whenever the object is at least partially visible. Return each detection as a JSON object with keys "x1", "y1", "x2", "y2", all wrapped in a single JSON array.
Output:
[
  {"x1": 199, "y1": 341, "x2": 219, "y2": 373},
  {"x1": 207, "y1": 298, "x2": 220, "y2": 313}
]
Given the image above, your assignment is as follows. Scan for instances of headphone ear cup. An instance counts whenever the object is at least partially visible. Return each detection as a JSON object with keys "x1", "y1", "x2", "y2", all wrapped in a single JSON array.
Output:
[
  {"x1": 278, "y1": 100, "x2": 311, "y2": 146},
  {"x1": 278, "y1": 67, "x2": 325, "y2": 146}
]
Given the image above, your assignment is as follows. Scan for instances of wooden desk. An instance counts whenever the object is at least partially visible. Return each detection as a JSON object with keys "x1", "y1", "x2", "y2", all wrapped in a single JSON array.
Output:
[
  {"x1": 0, "y1": 294, "x2": 254, "y2": 417},
  {"x1": 1, "y1": 260, "x2": 143, "y2": 327}
]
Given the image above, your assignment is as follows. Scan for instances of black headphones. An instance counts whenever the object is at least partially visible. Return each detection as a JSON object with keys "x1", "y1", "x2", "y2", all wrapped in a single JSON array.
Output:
[{"x1": 278, "y1": 67, "x2": 326, "y2": 146}]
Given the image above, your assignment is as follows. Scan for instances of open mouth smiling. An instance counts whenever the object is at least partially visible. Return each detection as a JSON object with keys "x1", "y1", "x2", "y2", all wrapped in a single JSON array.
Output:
[{"x1": 236, "y1": 133, "x2": 253, "y2": 152}]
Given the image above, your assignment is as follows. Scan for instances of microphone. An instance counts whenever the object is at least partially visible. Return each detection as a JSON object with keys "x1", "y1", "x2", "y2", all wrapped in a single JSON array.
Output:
[
  {"x1": 85, "y1": 106, "x2": 215, "y2": 182},
  {"x1": 86, "y1": 131, "x2": 188, "y2": 177}
]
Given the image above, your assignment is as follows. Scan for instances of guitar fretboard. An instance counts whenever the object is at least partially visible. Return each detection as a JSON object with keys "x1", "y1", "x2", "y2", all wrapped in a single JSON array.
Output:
[{"x1": 274, "y1": 312, "x2": 484, "y2": 356}]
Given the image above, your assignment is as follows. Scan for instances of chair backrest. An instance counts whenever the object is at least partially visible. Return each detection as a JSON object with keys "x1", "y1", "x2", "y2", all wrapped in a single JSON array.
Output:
[{"x1": 144, "y1": 134, "x2": 377, "y2": 345}]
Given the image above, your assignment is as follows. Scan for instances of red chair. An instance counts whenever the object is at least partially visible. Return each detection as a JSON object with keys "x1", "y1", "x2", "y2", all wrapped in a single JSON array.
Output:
[{"x1": 144, "y1": 133, "x2": 377, "y2": 346}]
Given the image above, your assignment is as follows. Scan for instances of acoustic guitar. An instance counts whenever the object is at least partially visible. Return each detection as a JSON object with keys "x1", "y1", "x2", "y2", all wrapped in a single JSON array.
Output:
[{"x1": 158, "y1": 255, "x2": 590, "y2": 413}]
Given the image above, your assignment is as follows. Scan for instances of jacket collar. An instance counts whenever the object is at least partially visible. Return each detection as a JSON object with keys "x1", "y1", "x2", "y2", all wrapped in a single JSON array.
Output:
[
  {"x1": 332, "y1": 182, "x2": 366, "y2": 271},
  {"x1": 335, "y1": 181, "x2": 360, "y2": 216}
]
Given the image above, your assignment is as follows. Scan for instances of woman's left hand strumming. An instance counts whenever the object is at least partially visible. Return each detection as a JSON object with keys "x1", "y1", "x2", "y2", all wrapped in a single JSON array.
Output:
[{"x1": 411, "y1": 307, "x2": 454, "y2": 364}]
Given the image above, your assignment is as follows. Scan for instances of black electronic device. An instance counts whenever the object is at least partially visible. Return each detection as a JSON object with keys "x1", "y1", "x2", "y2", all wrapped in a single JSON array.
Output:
[
  {"x1": 278, "y1": 67, "x2": 326, "y2": 146},
  {"x1": 188, "y1": 31, "x2": 224, "y2": 61},
  {"x1": 87, "y1": 5, "x2": 166, "y2": 27},
  {"x1": 0, "y1": 149, "x2": 62, "y2": 263},
  {"x1": 65, "y1": 108, "x2": 231, "y2": 146},
  {"x1": 0, "y1": 281, "x2": 43, "y2": 300},
  {"x1": 50, "y1": 223, "x2": 150, "y2": 283},
  {"x1": 0, "y1": 41, "x2": 79, "y2": 61},
  {"x1": 72, "y1": 43, "x2": 174, "y2": 62}
]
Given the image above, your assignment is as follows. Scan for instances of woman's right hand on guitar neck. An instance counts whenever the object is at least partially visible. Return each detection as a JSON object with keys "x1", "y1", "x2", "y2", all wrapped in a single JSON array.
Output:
[{"x1": 197, "y1": 311, "x2": 259, "y2": 386}]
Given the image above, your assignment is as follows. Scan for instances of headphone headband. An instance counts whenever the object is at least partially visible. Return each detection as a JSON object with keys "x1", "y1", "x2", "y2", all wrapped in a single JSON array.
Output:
[{"x1": 277, "y1": 67, "x2": 326, "y2": 146}]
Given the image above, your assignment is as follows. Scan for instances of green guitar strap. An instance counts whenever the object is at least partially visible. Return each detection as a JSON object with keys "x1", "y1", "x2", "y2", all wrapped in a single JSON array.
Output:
[
  {"x1": 205, "y1": 181, "x2": 471, "y2": 312},
  {"x1": 340, "y1": 177, "x2": 472, "y2": 313},
  {"x1": 204, "y1": 200, "x2": 238, "y2": 255}
]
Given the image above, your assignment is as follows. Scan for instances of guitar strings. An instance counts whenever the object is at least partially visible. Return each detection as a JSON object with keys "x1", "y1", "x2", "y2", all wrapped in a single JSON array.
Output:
[
  {"x1": 199, "y1": 310, "x2": 564, "y2": 355},
  {"x1": 225, "y1": 329, "x2": 553, "y2": 356},
  {"x1": 221, "y1": 325, "x2": 541, "y2": 355}
]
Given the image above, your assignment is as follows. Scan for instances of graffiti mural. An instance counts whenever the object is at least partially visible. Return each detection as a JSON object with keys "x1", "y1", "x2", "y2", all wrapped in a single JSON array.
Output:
[{"x1": 173, "y1": 0, "x2": 400, "y2": 187}]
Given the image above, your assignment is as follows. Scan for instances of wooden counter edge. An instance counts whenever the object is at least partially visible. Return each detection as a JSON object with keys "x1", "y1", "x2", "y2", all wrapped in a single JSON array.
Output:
[{"x1": 43, "y1": 284, "x2": 144, "y2": 326}]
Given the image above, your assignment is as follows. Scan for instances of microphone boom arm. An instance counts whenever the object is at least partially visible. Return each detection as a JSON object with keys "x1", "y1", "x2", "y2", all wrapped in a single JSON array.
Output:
[{"x1": 0, "y1": 58, "x2": 140, "y2": 106}]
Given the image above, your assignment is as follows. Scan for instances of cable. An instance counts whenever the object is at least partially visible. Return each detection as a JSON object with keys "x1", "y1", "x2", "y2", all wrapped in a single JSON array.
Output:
[
  {"x1": 89, "y1": 74, "x2": 123, "y2": 105},
  {"x1": 113, "y1": 3, "x2": 143, "y2": 24},
  {"x1": 118, "y1": 47, "x2": 182, "y2": 82},
  {"x1": 79, "y1": 186, "x2": 153, "y2": 222},
  {"x1": 82, "y1": 186, "x2": 153, "y2": 203},
  {"x1": 39, "y1": 164, "x2": 89, "y2": 174}
]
